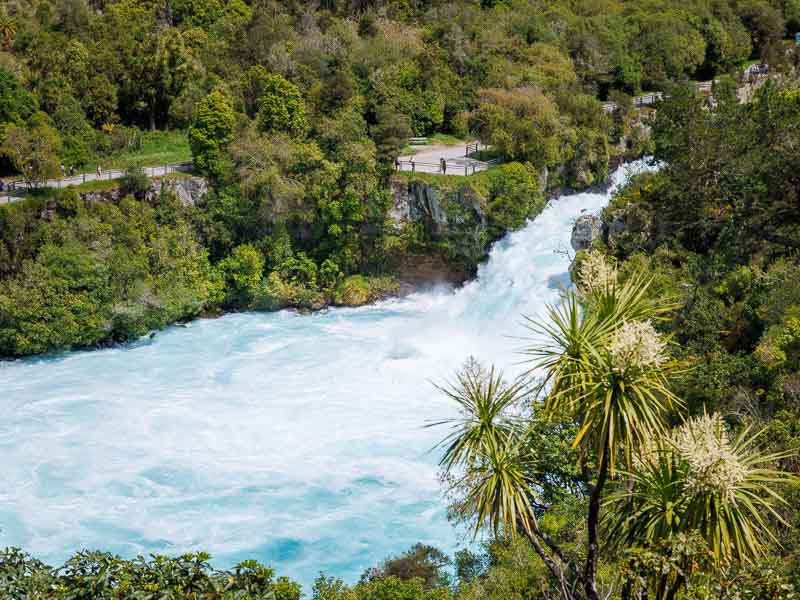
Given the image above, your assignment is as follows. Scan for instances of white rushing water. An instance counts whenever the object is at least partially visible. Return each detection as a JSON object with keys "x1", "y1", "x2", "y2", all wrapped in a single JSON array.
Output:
[{"x1": 0, "y1": 162, "x2": 649, "y2": 588}]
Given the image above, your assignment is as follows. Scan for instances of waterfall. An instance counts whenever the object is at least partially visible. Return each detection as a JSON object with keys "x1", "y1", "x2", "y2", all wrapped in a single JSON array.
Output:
[{"x1": 0, "y1": 160, "x2": 651, "y2": 588}]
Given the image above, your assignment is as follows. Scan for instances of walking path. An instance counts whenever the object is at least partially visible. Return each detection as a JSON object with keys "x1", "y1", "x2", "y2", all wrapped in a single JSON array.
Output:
[
  {"x1": 601, "y1": 70, "x2": 770, "y2": 114},
  {"x1": 396, "y1": 142, "x2": 492, "y2": 175},
  {"x1": 0, "y1": 163, "x2": 193, "y2": 205},
  {"x1": 0, "y1": 64, "x2": 777, "y2": 198}
]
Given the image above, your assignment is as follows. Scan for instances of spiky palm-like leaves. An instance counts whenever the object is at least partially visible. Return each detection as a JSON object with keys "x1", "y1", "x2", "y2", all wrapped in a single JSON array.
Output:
[
  {"x1": 605, "y1": 440, "x2": 690, "y2": 552},
  {"x1": 461, "y1": 434, "x2": 539, "y2": 538},
  {"x1": 432, "y1": 358, "x2": 581, "y2": 596},
  {"x1": 521, "y1": 263, "x2": 682, "y2": 600},
  {"x1": 524, "y1": 267, "x2": 681, "y2": 472},
  {"x1": 678, "y1": 416, "x2": 793, "y2": 565},
  {"x1": 431, "y1": 358, "x2": 535, "y2": 537},
  {"x1": 432, "y1": 358, "x2": 523, "y2": 474},
  {"x1": 607, "y1": 413, "x2": 796, "y2": 597}
]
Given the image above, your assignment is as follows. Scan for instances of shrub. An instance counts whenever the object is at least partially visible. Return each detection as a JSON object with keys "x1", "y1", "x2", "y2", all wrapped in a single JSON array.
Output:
[{"x1": 120, "y1": 167, "x2": 150, "y2": 199}]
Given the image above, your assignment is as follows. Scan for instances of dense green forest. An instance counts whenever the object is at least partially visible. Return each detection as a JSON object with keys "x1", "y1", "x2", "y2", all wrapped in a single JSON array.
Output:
[
  {"x1": 2, "y1": 0, "x2": 800, "y2": 598},
  {"x1": 2, "y1": 0, "x2": 799, "y2": 356}
]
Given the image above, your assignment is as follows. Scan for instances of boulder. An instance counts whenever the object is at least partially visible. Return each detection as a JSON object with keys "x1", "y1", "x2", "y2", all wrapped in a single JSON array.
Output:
[{"x1": 571, "y1": 213, "x2": 602, "y2": 251}]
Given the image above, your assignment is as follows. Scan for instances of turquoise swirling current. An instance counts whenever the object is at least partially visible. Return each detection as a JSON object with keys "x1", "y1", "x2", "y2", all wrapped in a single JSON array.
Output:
[{"x1": 0, "y1": 162, "x2": 648, "y2": 588}]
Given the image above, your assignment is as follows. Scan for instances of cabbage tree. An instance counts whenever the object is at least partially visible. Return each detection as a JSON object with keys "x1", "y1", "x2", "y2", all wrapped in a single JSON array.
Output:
[
  {"x1": 435, "y1": 254, "x2": 682, "y2": 600},
  {"x1": 606, "y1": 413, "x2": 796, "y2": 599}
]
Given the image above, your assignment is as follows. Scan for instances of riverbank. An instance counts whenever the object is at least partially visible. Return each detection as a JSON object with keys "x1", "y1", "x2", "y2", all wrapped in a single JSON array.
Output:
[
  {"x1": 0, "y1": 157, "x2": 636, "y2": 360},
  {"x1": 0, "y1": 162, "x2": 636, "y2": 588}
]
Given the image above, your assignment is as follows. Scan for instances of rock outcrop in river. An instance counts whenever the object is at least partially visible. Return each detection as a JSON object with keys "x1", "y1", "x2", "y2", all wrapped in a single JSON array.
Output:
[{"x1": 571, "y1": 213, "x2": 602, "y2": 251}]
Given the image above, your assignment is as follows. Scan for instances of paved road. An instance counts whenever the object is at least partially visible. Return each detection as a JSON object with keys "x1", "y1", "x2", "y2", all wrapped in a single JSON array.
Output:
[{"x1": 0, "y1": 163, "x2": 193, "y2": 205}]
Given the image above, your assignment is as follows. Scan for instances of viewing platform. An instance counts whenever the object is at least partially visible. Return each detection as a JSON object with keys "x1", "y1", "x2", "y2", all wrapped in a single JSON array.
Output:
[{"x1": 396, "y1": 141, "x2": 495, "y2": 176}]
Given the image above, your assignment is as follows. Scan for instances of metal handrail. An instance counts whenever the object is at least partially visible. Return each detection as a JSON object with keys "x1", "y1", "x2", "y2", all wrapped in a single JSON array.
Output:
[
  {"x1": 1, "y1": 162, "x2": 194, "y2": 195},
  {"x1": 395, "y1": 158, "x2": 488, "y2": 176}
]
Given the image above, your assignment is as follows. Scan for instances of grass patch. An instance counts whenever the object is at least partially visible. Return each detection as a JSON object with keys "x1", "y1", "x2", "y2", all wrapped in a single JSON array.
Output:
[
  {"x1": 470, "y1": 148, "x2": 502, "y2": 162},
  {"x1": 89, "y1": 130, "x2": 192, "y2": 171},
  {"x1": 428, "y1": 133, "x2": 468, "y2": 146},
  {"x1": 393, "y1": 171, "x2": 467, "y2": 184},
  {"x1": 158, "y1": 171, "x2": 195, "y2": 182}
]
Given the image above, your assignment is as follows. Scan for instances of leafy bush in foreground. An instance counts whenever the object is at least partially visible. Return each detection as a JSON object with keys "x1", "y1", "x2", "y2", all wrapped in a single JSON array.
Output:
[{"x1": 0, "y1": 548, "x2": 301, "y2": 600}]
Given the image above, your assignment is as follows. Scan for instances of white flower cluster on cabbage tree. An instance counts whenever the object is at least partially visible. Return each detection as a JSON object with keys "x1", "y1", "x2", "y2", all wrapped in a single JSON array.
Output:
[
  {"x1": 672, "y1": 413, "x2": 747, "y2": 503},
  {"x1": 608, "y1": 320, "x2": 668, "y2": 374},
  {"x1": 576, "y1": 250, "x2": 618, "y2": 295}
]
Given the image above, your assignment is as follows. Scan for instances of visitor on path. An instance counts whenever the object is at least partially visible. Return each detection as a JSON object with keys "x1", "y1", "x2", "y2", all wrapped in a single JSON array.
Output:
[
  {"x1": 69, "y1": 165, "x2": 75, "y2": 176},
  {"x1": 61, "y1": 165, "x2": 66, "y2": 177},
  {"x1": 441, "y1": 158, "x2": 447, "y2": 174},
  {"x1": 96, "y1": 165, "x2": 103, "y2": 178}
]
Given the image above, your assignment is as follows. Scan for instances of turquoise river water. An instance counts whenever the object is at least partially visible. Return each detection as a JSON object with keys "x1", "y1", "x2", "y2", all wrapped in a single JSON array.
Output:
[{"x1": 0, "y1": 161, "x2": 648, "y2": 589}]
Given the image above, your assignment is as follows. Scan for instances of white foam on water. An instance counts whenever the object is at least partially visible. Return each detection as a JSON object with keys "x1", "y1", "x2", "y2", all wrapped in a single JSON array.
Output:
[{"x1": 0, "y1": 161, "x2": 651, "y2": 588}]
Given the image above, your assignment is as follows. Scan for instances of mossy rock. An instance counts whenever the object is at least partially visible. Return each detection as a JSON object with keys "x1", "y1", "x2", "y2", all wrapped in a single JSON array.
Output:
[
  {"x1": 333, "y1": 275, "x2": 400, "y2": 307},
  {"x1": 256, "y1": 272, "x2": 323, "y2": 311}
]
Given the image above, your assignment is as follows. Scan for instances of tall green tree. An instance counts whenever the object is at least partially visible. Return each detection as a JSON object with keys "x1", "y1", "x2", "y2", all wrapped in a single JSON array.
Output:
[
  {"x1": 1, "y1": 125, "x2": 62, "y2": 186},
  {"x1": 0, "y1": 69, "x2": 37, "y2": 125},
  {"x1": 257, "y1": 73, "x2": 307, "y2": 136},
  {"x1": 189, "y1": 89, "x2": 236, "y2": 178}
]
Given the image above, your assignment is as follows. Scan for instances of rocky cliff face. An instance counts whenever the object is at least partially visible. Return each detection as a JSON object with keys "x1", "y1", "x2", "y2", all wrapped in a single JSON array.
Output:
[
  {"x1": 389, "y1": 178, "x2": 488, "y2": 282},
  {"x1": 390, "y1": 179, "x2": 487, "y2": 252},
  {"x1": 155, "y1": 176, "x2": 208, "y2": 206},
  {"x1": 78, "y1": 176, "x2": 208, "y2": 207},
  {"x1": 390, "y1": 180, "x2": 485, "y2": 233}
]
